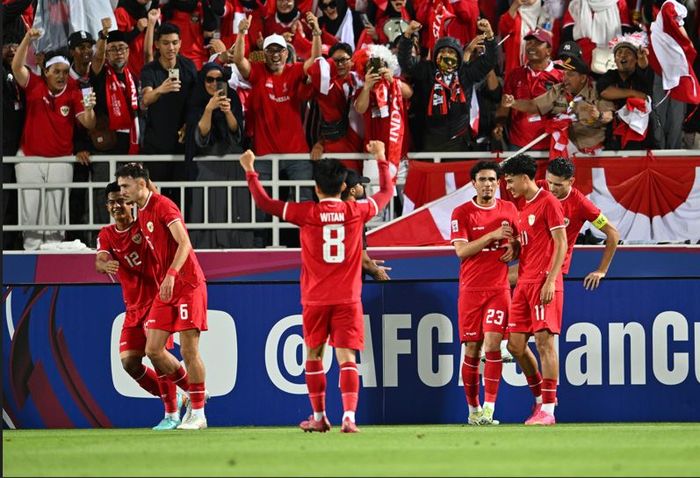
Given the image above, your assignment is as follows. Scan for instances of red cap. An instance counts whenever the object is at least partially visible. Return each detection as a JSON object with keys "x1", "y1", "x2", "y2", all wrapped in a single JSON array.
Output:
[{"x1": 524, "y1": 28, "x2": 553, "y2": 47}]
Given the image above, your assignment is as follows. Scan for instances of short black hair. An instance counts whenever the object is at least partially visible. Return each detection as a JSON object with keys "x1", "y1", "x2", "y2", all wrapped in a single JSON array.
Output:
[
  {"x1": 105, "y1": 181, "x2": 121, "y2": 200},
  {"x1": 501, "y1": 154, "x2": 537, "y2": 180},
  {"x1": 313, "y1": 159, "x2": 347, "y2": 196},
  {"x1": 156, "y1": 23, "x2": 181, "y2": 40},
  {"x1": 329, "y1": 42, "x2": 353, "y2": 58},
  {"x1": 547, "y1": 157, "x2": 575, "y2": 179},
  {"x1": 115, "y1": 162, "x2": 150, "y2": 182},
  {"x1": 470, "y1": 161, "x2": 501, "y2": 180}
]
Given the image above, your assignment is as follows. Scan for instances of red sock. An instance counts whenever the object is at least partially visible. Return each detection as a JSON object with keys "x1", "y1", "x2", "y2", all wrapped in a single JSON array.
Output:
[
  {"x1": 461, "y1": 355, "x2": 480, "y2": 408},
  {"x1": 526, "y1": 371, "x2": 543, "y2": 399},
  {"x1": 166, "y1": 364, "x2": 190, "y2": 392},
  {"x1": 483, "y1": 351, "x2": 502, "y2": 403},
  {"x1": 132, "y1": 364, "x2": 161, "y2": 397},
  {"x1": 339, "y1": 361, "x2": 359, "y2": 414},
  {"x1": 305, "y1": 359, "x2": 326, "y2": 413},
  {"x1": 189, "y1": 382, "x2": 206, "y2": 410},
  {"x1": 542, "y1": 378, "x2": 557, "y2": 405},
  {"x1": 156, "y1": 372, "x2": 178, "y2": 414}
]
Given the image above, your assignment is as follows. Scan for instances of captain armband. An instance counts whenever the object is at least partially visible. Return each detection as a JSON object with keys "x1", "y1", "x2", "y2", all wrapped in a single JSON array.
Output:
[{"x1": 591, "y1": 213, "x2": 608, "y2": 230}]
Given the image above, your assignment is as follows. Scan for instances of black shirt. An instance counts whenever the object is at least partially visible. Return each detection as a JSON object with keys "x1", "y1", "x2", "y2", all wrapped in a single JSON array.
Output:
[
  {"x1": 140, "y1": 55, "x2": 197, "y2": 154},
  {"x1": 596, "y1": 66, "x2": 654, "y2": 110}
]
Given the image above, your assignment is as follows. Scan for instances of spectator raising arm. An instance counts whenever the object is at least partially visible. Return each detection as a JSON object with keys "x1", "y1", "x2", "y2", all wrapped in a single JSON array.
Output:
[
  {"x1": 302, "y1": 11, "x2": 323, "y2": 74},
  {"x1": 11, "y1": 28, "x2": 41, "y2": 88},
  {"x1": 144, "y1": 8, "x2": 160, "y2": 66},
  {"x1": 92, "y1": 17, "x2": 113, "y2": 76},
  {"x1": 233, "y1": 15, "x2": 252, "y2": 79}
]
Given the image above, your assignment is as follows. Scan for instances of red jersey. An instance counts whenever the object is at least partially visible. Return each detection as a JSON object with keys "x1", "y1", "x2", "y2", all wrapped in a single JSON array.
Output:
[
  {"x1": 169, "y1": 5, "x2": 209, "y2": 70},
  {"x1": 543, "y1": 184, "x2": 605, "y2": 274},
  {"x1": 97, "y1": 223, "x2": 159, "y2": 325},
  {"x1": 21, "y1": 73, "x2": 85, "y2": 156},
  {"x1": 517, "y1": 188, "x2": 566, "y2": 289},
  {"x1": 246, "y1": 62, "x2": 308, "y2": 155},
  {"x1": 137, "y1": 193, "x2": 206, "y2": 289},
  {"x1": 503, "y1": 63, "x2": 563, "y2": 149},
  {"x1": 450, "y1": 198, "x2": 519, "y2": 291}
]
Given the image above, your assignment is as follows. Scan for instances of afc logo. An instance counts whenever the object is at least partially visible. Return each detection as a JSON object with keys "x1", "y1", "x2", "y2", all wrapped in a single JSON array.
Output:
[{"x1": 451, "y1": 220, "x2": 459, "y2": 233}]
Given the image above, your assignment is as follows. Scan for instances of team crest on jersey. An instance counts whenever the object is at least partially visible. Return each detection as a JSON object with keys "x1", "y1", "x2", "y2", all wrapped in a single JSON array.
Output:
[
  {"x1": 147, "y1": 221, "x2": 154, "y2": 233},
  {"x1": 564, "y1": 217, "x2": 570, "y2": 227},
  {"x1": 528, "y1": 214, "x2": 536, "y2": 226},
  {"x1": 451, "y1": 220, "x2": 459, "y2": 233},
  {"x1": 132, "y1": 232, "x2": 142, "y2": 244},
  {"x1": 60, "y1": 105, "x2": 70, "y2": 117}
]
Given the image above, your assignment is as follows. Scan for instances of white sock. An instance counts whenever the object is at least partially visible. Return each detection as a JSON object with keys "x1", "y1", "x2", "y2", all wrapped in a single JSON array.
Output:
[
  {"x1": 542, "y1": 403, "x2": 555, "y2": 415},
  {"x1": 165, "y1": 412, "x2": 179, "y2": 421},
  {"x1": 191, "y1": 407, "x2": 206, "y2": 420},
  {"x1": 313, "y1": 411, "x2": 325, "y2": 421},
  {"x1": 483, "y1": 402, "x2": 495, "y2": 412},
  {"x1": 468, "y1": 405, "x2": 482, "y2": 414},
  {"x1": 342, "y1": 411, "x2": 356, "y2": 423},
  {"x1": 535, "y1": 395, "x2": 543, "y2": 404}
]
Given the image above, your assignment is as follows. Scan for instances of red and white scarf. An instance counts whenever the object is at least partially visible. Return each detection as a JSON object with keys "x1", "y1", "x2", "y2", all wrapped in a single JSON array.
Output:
[
  {"x1": 105, "y1": 64, "x2": 139, "y2": 154},
  {"x1": 370, "y1": 78, "x2": 404, "y2": 169},
  {"x1": 427, "y1": 72, "x2": 465, "y2": 116},
  {"x1": 426, "y1": 0, "x2": 455, "y2": 53}
]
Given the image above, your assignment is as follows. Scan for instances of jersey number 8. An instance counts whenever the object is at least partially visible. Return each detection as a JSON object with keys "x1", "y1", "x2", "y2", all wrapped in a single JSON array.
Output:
[{"x1": 322, "y1": 224, "x2": 345, "y2": 263}]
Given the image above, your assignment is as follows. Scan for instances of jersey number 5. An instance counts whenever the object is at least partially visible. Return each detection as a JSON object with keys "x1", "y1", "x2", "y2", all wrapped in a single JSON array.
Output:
[{"x1": 322, "y1": 224, "x2": 345, "y2": 263}]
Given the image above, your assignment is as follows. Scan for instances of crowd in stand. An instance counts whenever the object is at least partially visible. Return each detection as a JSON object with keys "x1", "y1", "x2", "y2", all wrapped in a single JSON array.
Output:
[{"x1": 3, "y1": 0, "x2": 700, "y2": 251}]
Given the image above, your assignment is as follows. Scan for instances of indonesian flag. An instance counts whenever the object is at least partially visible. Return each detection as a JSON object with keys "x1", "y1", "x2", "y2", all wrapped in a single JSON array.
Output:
[
  {"x1": 544, "y1": 114, "x2": 575, "y2": 159},
  {"x1": 613, "y1": 96, "x2": 651, "y2": 148},
  {"x1": 368, "y1": 181, "x2": 478, "y2": 247},
  {"x1": 402, "y1": 160, "x2": 474, "y2": 214},
  {"x1": 469, "y1": 84, "x2": 480, "y2": 137},
  {"x1": 426, "y1": 0, "x2": 456, "y2": 52},
  {"x1": 648, "y1": 0, "x2": 700, "y2": 104}
]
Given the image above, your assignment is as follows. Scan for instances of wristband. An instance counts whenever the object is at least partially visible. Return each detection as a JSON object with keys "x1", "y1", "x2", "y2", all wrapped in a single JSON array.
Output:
[
  {"x1": 312, "y1": 30, "x2": 323, "y2": 36},
  {"x1": 98, "y1": 31, "x2": 108, "y2": 40},
  {"x1": 167, "y1": 268, "x2": 178, "y2": 278}
]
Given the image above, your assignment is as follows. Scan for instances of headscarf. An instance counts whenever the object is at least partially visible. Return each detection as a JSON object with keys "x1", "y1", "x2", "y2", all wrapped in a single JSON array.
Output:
[
  {"x1": 116, "y1": 0, "x2": 150, "y2": 20},
  {"x1": 318, "y1": 0, "x2": 348, "y2": 36},
  {"x1": 185, "y1": 62, "x2": 244, "y2": 162}
]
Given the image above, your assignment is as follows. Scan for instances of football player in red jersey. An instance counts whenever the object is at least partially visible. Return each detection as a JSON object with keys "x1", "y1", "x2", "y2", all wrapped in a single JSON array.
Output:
[
  {"x1": 116, "y1": 164, "x2": 209, "y2": 430},
  {"x1": 450, "y1": 161, "x2": 520, "y2": 426},
  {"x1": 502, "y1": 154, "x2": 567, "y2": 426},
  {"x1": 545, "y1": 158, "x2": 619, "y2": 290},
  {"x1": 241, "y1": 141, "x2": 392, "y2": 433},
  {"x1": 96, "y1": 182, "x2": 184, "y2": 430}
]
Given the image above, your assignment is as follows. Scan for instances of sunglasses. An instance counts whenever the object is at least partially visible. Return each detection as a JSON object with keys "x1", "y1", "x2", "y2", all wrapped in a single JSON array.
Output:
[
  {"x1": 333, "y1": 57, "x2": 351, "y2": 64},
  {"x1": 205, "y1": 76, "x2": 222, "y2": 83},
  {"x1": 320, "y1": 1, "x2": 337, "y2": 9}
]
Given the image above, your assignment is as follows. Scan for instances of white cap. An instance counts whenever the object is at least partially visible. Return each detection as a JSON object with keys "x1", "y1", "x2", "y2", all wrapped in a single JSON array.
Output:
[{"x1": 263, "y1": 34, "x2": 287, "y2": 50}]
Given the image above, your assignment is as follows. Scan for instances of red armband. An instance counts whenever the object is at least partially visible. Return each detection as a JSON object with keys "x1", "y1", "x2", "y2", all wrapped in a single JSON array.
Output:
[{"x1": 167, "y1": 268, "x2": 178, "y2": 278}]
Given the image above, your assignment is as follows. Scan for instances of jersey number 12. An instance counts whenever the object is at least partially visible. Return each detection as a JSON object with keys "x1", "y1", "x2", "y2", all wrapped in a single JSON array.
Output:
[{"x1": 322, "y1": 224, "x2": 345, "y2": 263}]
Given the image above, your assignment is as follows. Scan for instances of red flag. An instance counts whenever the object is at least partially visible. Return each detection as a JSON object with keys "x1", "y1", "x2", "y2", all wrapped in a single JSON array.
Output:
[
  {"x1": 402, "y1": 160, "x2": 475, "y2": 214},
  {"x1": 648, "y1": 0, "x2": 700, "y2": 104}
]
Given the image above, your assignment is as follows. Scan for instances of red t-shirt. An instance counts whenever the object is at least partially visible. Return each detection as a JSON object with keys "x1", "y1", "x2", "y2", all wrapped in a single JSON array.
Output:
[
  {"x1": 21, "y1": 73, "x2": 85, "y2": 156},
  {"x1": 247, "y1": 62, "x2": 308, "y2": 155},
  {"x1": 517, "y1": 188, "x2": 566, "y2": 289},
  {"x1": 503, "y1": 63, "x2": 563, "y2": 149},
  {"x1": 546, "y1": 185, "x2": 604, "y2": 274},
  {"x1": 169, "y1": 6, "x2": 209, "y2": 70},
  {"x1": 137, "y1": 193, "x2": 205, "y2": 289},
  {"x1": 450, "y1": 198, "x2": 519, "y2": 291},
  {"x1": 97, "y1": 223, "x2": 159, "y2": 325},
  {"x1": 115, "y1": 7, "x2": 147, "y2": 79},
  {"x1": 283, "y1": 197, "x2": 380, "y2": 305}
]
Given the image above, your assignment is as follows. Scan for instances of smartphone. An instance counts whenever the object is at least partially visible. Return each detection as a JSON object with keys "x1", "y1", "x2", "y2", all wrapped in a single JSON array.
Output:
[
  {"x1": 81, "y1": 87, "x2": 93, "y2": 107},
  {"x1": 213, "y1": 31, "x2": 221, "y2": 40},
  {"x1": 216, "y1": 79, "x2": 228, "y2": 97},
  {"x1": 360, "y1": 13, "x2": 373, "y2": 28},
  {"x1": 168, "y1": 68, "x2": 180, "y2": 81},
  {"x1": 368, "y1": 57, "x2": 382, "y2": 74}
]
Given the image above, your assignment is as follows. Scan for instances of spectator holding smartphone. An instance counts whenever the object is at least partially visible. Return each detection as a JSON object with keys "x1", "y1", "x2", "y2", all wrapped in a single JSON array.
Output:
[{"x1": 184, "y1": 62, "x2": 253, "y2": 248}]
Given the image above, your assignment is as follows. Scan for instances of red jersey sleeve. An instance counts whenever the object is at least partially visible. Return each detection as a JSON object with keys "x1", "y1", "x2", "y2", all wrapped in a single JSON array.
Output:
[
  {"x1": 545, "y1": 196, "x2": 566, "y2": 232},
  {"x1": 450, "y1": 206, "x2": 469, "y2": 243},
  {"x1": 579, "y1": 194, "x2": 602, "y2": 223},
  {"x1": 367, "y1": 161, "x2": 393, "y2": 213},
  {"x1": 282, "y1": 201, "x2": 314, "y2": 226},
  {"x1": 246, "y1": 171, "x2": 286, "y2": 218},
  {"x1": 156, "y1": 195, "x2": 183, "y2": 228},
  {"x1": 96, "y1": 228, "x2": 113, "y2": 255}
]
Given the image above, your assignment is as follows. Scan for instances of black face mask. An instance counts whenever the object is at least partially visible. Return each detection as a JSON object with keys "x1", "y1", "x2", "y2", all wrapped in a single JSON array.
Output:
[{"x1": 277, "y1": 7, "x2": 299, "y2": 24}]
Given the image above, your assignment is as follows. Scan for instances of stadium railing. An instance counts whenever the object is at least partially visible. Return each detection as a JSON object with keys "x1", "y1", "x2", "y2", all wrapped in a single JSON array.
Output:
[{"x1": 3, "y1": 149, "x2": 696, "y2": 247}]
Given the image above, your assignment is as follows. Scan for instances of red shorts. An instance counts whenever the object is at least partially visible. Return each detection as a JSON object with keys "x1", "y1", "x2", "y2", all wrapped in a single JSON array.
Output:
[
  {"x1": 119, "y1": 325, "x2": 147, "y2": 354},
  {"x1": 508, "y1": 282, "x2": 563, "y2": 335},
  {"x1": 147, "y1": 281, "x2": 208, "y2": 333},
  {"x1": 302, "y1": 302, "x2": 364, "y2": 350},
  {"x1": 458, "y1": 289, "x2": 511, "y2": 342}
]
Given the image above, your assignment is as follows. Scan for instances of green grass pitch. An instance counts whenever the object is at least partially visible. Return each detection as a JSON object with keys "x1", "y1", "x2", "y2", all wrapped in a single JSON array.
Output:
[{"x1": 3, "y1": 423, "x2": 699, "y2": 476}]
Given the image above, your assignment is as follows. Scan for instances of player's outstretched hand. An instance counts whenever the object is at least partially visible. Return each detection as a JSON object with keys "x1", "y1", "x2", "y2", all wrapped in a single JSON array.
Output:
[
  {"x1": 98, "y1": 259, "x2": 119, "y2": 274},
  {"x1": 583, "y1": 270, "x2": 605, "y2": 290},
  {"x1": 370, "y1": 259, "x2": 391, "y2": 281},
  {"x1": 367, "y1": 140, "x2": 386, "y2": 160},
  {"x1": 240, "y1": 149, "x2": 256, "y2": 172}
]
